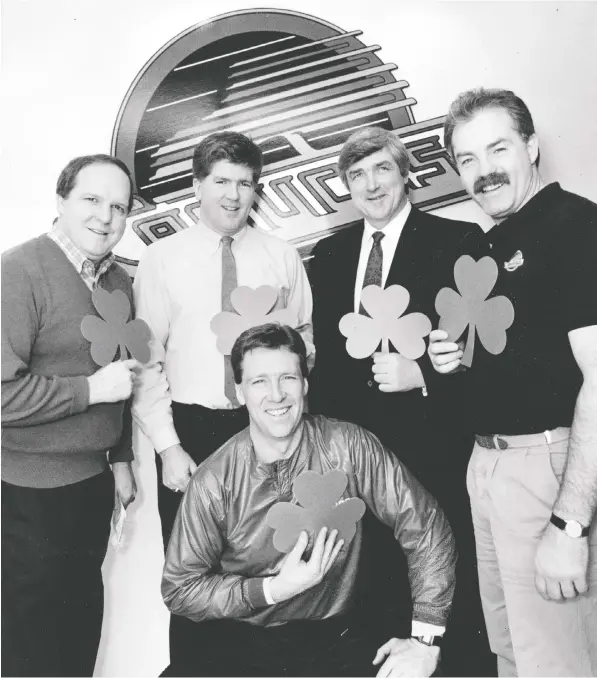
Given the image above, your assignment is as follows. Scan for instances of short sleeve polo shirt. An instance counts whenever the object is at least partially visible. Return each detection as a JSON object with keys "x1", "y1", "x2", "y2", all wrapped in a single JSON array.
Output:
[{"x1": 466, "y1": 183, "x2": 597, "y2": 435}]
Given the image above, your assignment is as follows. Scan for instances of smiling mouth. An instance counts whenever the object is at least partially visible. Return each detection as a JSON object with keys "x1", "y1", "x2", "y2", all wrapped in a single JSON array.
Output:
[
  {"x1": 267, "y1": 406, "x2": 291, "y2": 417},
  {"x1": 479, "y1": 183, "x2": 505, "y2": 194},
  {"x1": 367, "y1": 194, "x2": 386, "y2": 202},
  {"x1": 222, "y1": 205, "x2": 240, "y2": 212},
  {"x1": 88, "y1": 227, "x2": 110, "y2": 236}
]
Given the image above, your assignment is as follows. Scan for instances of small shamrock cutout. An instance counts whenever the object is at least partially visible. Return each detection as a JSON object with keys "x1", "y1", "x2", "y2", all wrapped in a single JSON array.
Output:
[
  {"x1": 435, "y1": 255, "x2": 515, "y2": 367},
  {"x1": 265, "y1": 469, "x2": 366, "y2": 554},
  {"x1": 210, "y1": 285, "x2": 294, "y2": 355},
  {"x1": 339, "y1": 285, "x2": 432, "y2": 359},
  {"x1": 81, "y1": 287, "x2": 151, "y2": 367}
]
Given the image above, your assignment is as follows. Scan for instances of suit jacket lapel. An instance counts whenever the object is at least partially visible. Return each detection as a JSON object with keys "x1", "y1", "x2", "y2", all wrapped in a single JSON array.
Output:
[
  {"x1": 386, "y1": 205, "x2": 422, "y2": 286},
  {"x1": 336, "y1": 222, "x2": 365, "y2": 313}
]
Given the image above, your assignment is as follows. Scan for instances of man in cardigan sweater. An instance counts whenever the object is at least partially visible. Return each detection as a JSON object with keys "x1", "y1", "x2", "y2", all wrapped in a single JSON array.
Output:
[{"x1": 1, "y1": 155, "x2": 140, "y2": 677}]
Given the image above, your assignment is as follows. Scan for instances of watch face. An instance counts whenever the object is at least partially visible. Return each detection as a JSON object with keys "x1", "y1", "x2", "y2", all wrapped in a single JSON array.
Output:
[{"x1": 565, "y1": 521, "x2": 582, "y2": 538}]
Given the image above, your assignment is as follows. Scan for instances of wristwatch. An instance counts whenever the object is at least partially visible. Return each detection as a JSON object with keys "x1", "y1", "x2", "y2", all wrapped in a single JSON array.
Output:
[
  {"x1": 550, "y1": 513, "x2": 590, "y2": 538},
  {"x1": 412, "y1": 634, "x2": 442, "y2": 647}
]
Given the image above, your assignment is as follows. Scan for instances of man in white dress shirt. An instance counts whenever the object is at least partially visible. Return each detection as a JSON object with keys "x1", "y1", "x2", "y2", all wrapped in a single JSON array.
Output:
[
  {"x1": 132, "y1": 130, "x2": 313, "y2": 676},
  {"x1": 308, "y1": 126, "x2": 492, "y2": 676}
]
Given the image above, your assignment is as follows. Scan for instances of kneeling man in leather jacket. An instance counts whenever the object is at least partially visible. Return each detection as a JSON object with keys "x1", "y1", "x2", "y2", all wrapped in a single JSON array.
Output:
[{"x1": 162, "y1": 323, "x2": 456, "y2": 678}]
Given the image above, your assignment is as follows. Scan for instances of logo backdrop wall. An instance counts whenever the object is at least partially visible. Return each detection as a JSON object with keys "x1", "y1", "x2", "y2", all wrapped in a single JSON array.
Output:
[{"x1": 112, "y1": 8, "x2": 469, "y2": 275}]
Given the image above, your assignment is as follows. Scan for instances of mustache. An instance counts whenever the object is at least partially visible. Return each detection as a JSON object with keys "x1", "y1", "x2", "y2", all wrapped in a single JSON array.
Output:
[{"x1": 474, "y1": 172, "x2": 510, "y2": 194}]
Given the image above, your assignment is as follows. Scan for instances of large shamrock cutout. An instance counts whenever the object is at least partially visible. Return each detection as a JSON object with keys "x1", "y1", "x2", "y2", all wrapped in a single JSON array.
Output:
[
  {"x1": 339, "y1": 285, "x2": 432, "y2": 359},
  {"x1": 266, "y1": 469, "x2": 366, "y2": 554},
  {"x1": 211, "y1": 285, "x2": 294, "y2": 355},
  {"x1": 435, "y1": 255, "x2": 515, "y2": 367},
  {"x1": 81, "y1": 288, "x2": 151, "y2": 367}
]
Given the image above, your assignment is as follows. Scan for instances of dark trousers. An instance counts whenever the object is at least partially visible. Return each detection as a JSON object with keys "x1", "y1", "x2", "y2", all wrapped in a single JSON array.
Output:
[
  {"x1": 349, "y1": 406, "x2": 495, "y2": 676},
  {"x1": 157, "y1": 402, "x2": 249, "y2": 677},
  {"x1": 162, "y1": 614, "x2": 382, "y2": 677},
  {"x1": 1, "y1": 471, "x2": 114, "y2": 677}
]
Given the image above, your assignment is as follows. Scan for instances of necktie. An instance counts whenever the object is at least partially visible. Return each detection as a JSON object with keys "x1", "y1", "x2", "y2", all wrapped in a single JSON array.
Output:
[
  {"x1": 221, "y1": 236, "x2": 240, "y2": 407},
  {"x1": 359, "y1": 231, "x2": 385, "y2": 314}
]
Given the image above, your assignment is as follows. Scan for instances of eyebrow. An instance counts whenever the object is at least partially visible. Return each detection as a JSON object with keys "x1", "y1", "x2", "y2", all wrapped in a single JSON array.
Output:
[{"x1": 455, "y1": 138, "x2": 510, "y2": 159}]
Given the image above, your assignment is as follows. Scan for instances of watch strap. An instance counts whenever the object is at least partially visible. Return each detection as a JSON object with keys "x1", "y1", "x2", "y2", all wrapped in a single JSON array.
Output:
[
  {"x1": 412, "y1": 634, "x2": 442, "y2": 647},
  {"x1": 550, "y1": 513, "x2": 590, "y2": 537}
]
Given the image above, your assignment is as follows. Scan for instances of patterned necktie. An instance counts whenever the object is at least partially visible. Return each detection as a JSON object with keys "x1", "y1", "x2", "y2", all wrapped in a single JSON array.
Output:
[
  {"x1": 221, "y1": 236, "x2": 240, "y2": 407},
  {"x1": 359, "y1": 231, "x2": 385, "y2": 314}
]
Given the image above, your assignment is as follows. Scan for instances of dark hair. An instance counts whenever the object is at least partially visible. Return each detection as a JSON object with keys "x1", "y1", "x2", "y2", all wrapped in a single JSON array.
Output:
[
  {"x1": 444, "y1": 88, "x2": 538, "y2": 165},
  {"x1": 231, "y1": 323, "x2": 308, "y2": 384},
  {"x1": 338, "y1": 126, "x2": 410, "y2": 186},
  {"x1": 56, "y1": 154, "x2": 134, "y2": 212},
  {"x1": 192, "y1": 131, "x2": 263, "y2": 184}
]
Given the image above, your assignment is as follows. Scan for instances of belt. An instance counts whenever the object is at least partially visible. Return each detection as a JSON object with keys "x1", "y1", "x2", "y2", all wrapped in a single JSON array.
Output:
[{"x1": 475, "y1": 427, "x2": 570, "y2": 450}]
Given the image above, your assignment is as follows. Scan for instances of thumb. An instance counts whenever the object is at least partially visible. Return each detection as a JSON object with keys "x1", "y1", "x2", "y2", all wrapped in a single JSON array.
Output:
[
  {"x1": 287, "y1": 531, "x2": 309, "y2": 564},
  {"x1": 121, "y1": 358, "x2": 141, "y2": 370},
  {"x1": 188, "y1": 458, "x2": 198, "y2": 474},
  {"x1": 575, "y1": 574, "x2": 588, "y2": 595},
  {"x1": 372, "y1": 640, "x2": 393, "y2": 665}
]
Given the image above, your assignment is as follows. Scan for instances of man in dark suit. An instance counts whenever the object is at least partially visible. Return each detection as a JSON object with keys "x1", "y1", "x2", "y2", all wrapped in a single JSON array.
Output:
[{"x1": 308, "y1": 127, "x2": 494, "y2": 676}]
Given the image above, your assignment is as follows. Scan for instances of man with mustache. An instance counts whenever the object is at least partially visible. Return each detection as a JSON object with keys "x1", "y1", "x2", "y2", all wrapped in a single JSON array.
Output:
[
  {"x1": 132, "y1": 131, "x2": 313, "y2": 675},
  {"x1": 308, "y1": 126, "x2": 493, "y2": 675},
  {"x1": 2, "y1": 155, "x2": 139, "y2": 677},
  {"x1": 429, "y1": 88, "x2": 597, "y2": 676}
]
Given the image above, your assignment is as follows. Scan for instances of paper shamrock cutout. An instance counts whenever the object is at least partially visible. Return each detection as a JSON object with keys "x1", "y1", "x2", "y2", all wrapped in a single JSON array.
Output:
[
  {"x1": 211, "y1": 285, "x2": 294, "y2": 355},
  {"x1": 265, "y1": 469, "x2": 366, "y2": 554},
  {"x1": 81, "y1": 288, "x2": 151, "y2": 367},
  {"x1": 339, "y1": 285, "x2": 432, "y2": 359},
  {"x1": 435, "y1": 255, "x2": 515, "y2": 367}
]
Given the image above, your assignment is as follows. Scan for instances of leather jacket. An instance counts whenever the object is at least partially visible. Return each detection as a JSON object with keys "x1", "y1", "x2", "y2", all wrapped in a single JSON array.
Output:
[{"x1": 163, "y1": 414, "x2": 456, "y2": 627}]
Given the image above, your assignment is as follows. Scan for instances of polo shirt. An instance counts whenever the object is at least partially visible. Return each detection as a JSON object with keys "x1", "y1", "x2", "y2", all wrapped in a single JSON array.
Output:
[{"x1": 467, "y1": 182, "x2": 597, "y2": 435}]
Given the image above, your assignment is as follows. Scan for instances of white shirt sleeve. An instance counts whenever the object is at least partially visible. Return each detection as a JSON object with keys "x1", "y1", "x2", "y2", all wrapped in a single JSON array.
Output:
[
  {"x1": 131, "y1": 249, "x2": 180, "y2": 453},
  {"x1": 411, "y1": 621, "x2": 446, "y2": 637}
]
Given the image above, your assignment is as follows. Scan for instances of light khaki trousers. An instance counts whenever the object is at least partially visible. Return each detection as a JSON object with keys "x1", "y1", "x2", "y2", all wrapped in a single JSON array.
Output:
[{"x1": 467, "y1": 430, "x2": 597, "y2": 677}]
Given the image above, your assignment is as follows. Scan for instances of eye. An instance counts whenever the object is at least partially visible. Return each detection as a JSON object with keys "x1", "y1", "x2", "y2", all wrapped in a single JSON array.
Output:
[
  {"x1": 251, "y1": 378, "x2": 265, "y2": 385},
  {"x1": 283, "y1": 375, "x2": 297, "y2": 381},
  {"x1": 112, "y1": 204, "x2": 126, "y2": 215},
  {"x1": 85, "y1": 196, "x2": 99, "y2": 203},
  {"x1": 240, "y1": 181, "x2": 253, "y2": 189},
  {"x1": 459, "y1": 157, "x2": 473, "y2": 167},
  {"x1": 215, "y1": 179, "x2": 226, "y2": 185},
  {"x1": 493, "y1": 146, "x2": 507, "y2": 155}
]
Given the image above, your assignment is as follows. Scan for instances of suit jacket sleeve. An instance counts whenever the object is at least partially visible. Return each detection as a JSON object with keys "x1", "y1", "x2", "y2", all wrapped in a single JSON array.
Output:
[{"x1": 349, "y1": 425, "x2": 457, "y2": 626}]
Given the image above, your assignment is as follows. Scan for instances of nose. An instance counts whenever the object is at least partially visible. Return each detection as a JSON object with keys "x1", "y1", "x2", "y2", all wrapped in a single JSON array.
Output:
[
  {"x1": 478, "y1": 153, "x2": 496, "y2": 177},
  {"x1": 98, "y1": 202, "x2": 112, "y2": 224},
  {"x1": 365, "y1": 170, "x2": 380, "y2": 193},
  {"x1": 268, "y1": 379, "x2": 284, "y2": 403},
  {"x1": 226, "y1": 182, "x2": 240, "y2": 201}
]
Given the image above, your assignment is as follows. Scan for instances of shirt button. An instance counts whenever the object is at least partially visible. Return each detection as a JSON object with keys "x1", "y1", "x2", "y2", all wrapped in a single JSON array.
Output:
[{"x1": 367, "y1": 380, "x2": 374, "y2": 387}]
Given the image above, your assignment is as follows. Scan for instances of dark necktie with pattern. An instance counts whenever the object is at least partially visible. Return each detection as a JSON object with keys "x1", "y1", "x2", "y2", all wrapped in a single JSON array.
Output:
[
  {"x1": 359, "y1": 231, "x2": 385, "y2": 314},
  {"x1": 221, "y1": 236, "x2": 240, "y2": 407}
]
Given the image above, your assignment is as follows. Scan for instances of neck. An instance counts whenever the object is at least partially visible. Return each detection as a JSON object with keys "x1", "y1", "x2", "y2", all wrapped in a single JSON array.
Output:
[
  {"x1": 494, "y1": 168, "x2": 545, "y2": 225},
  {"x1": 251, "y1": 420, "x2": 305, "y2": 465}
]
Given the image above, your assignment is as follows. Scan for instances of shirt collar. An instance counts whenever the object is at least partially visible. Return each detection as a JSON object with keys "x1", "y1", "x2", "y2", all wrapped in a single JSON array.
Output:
[
  {"x1": 363, "y1": 200, "x2": 411, "y2": 243},
  {"x1": 196, "y1": 222, "x2": 248, "y2": 255},
  {"x1": 48, "y1": 227, "x2": 115, "y2": 275}
]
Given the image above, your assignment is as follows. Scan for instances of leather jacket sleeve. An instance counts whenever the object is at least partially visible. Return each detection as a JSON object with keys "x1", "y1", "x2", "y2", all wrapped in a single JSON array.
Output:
[
  {"x1": 162, "y1": 471, "x2": 269, "y2": 622},
  {"x1": 348, "y1": 425, "x2": 457, "y2": 626}
]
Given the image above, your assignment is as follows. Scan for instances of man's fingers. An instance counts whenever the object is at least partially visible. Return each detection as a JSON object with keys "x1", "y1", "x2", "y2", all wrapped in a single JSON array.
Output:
[
  {"x1": 574, "y1": 575, "x2": 588, "y2": 595},
  {"x1": 309, "y1": 527, "x2": 328, "y2": 565},
  {"x1": 535, "y1": 573, "x2": 548, "y2": 599},
  {"x1": 321, "y1": 529, "x2": 338, "y2": 565},
  {"x1": 428, "y1": 341, "x2": 460, "y2": 355},
  {"x1": 288, "y1": 530, "x2": 310, "y2": 564},
  {"x1": 372, "y1": 640, "x2": 393, "y2": 665},
  {"x1": 323, "y1": 538, "x2": 344, "y2": 574},
  {"x1": 188, "y1": 459, "x2": 198, "y2": 473},
  {"x1": 121, "y1": 359, "x2": 141, "y2": 371},
  {"x1": 560, "y1": 579, "x2": 578, "y2": 600},
  {"x1": 436, "y1": 360, "x2": 462, "y2": 374},
  {"x1": 429, "y1": 329, "x2": 449, "y2": 342}
]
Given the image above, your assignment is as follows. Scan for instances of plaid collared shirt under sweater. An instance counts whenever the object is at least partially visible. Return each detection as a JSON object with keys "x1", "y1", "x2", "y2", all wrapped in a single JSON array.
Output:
[{"x1": 48, "y1": 228, "x2": 115, "y2": 290}]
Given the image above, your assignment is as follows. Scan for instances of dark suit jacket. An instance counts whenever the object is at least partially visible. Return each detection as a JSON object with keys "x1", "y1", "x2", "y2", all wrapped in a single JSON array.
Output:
[{"x1": 308, "y1": 206, "x2": 488, "y2": 476}]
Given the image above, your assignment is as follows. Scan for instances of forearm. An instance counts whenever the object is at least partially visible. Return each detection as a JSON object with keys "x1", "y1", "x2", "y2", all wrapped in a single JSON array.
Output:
[
  {"x1": 1, "y1": 372, "x2": 89, "y2": 427},
  {"x1": 553, "y1": 375, "x2": 597, "y2": 526},
  {"x1": 162, "y1": 570, "x2": 268, "y2": 623},
  {"x1": 108, "y1": 401, "x2": 134, "y2": 463}
]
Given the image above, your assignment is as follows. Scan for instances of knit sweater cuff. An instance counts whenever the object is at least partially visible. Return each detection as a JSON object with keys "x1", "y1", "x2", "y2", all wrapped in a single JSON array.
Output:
[{"x1": 69, "y1": 376, "x2": 90, "y2": 414}]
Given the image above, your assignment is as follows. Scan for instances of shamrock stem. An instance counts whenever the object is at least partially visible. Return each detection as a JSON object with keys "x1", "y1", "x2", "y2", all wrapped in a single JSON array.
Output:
[
  {"x1": 119, "y1": 342, "x2": 128, "y2": 361},
  {"x1": 381, "y1": 337, "x2": 389, "y2": 353},
  {"x1": 461, "y1": 323, "x2": 475, "y2": 368}
]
